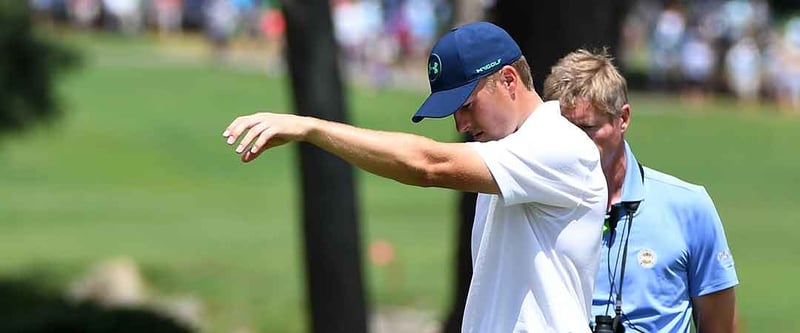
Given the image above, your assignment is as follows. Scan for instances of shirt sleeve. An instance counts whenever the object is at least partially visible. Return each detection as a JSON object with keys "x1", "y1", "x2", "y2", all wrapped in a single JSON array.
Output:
[
  {"x1": 467, "y1": 120, "x2": 605, "y2": 208},
  {"x1": 686, "y1": 188, "x2": 740, "y2": 297}
]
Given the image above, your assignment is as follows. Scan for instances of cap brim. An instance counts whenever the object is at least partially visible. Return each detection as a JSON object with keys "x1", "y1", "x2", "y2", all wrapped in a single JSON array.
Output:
[{"x1": 412, "y1": 80, "x2": 480, "y2": 123}]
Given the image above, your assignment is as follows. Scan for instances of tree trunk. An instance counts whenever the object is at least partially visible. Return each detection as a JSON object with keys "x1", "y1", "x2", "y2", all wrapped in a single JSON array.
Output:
[
  {"x1": 451, "y1": 0, "x2": 484, "y2": 26},
  {"x1": 280, "y1": 1, "x2": 368, "y2": 333},
  {"x1": 491, "y1": 0, "x2": 631, "y2": 90},
  {"x1": 441, "y1": 1, "x2": 484, "y2": 331},
  {"x1": 443, "y1": 188, "x2": 477, "y2": 333}
]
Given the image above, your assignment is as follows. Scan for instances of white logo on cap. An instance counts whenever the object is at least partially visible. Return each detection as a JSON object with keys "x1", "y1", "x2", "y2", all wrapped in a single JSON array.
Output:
[
  {"x1": 475, "y1": 58, "x2": 502, "y2": 74},
  {"x1": 428, "y1": 54, "x2": 442, "y2": 82}
]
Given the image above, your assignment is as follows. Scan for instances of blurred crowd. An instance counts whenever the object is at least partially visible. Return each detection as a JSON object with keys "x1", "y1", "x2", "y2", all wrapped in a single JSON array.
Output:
[
  {"x1": 25, "y1": 0, "x2": 800, "y2": 111},
  {"x1": 622, "y1": 0, "x2": 800, "y2": 111},
  {"x1": 26, "y1": 0, "x2": 450, "y2": 87},
  {"x1": 332, "y1": 0, "x2": 450, "y2": 87},
  {"x1": 28, "y1": 0, "x2": 287, "y2": 54}
]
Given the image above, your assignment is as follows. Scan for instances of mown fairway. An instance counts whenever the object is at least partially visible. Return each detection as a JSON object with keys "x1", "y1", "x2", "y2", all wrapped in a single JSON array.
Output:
[{"x1": 0, "y1": 33, "x2": 797, "y2": 332}]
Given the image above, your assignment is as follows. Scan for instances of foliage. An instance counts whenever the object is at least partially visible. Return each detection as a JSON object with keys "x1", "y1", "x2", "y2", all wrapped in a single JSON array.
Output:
[
  {"x1": 0, "y1": 279, "x2": 193, "y2": 333},
  {"x1": 0, "y1": 2, "x2": 79, "y2": 134}
]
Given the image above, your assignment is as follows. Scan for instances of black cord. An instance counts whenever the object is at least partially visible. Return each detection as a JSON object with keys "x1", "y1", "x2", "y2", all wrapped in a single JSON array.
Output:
[
  {"x1": 605, "y1": 213, "x2": 628, "y2": 316},
  {"x1": 604, "y1": 232, "x2": 615, "y2": 315},
  {"x1": 615, "y1": 212, "x2": 634, "y2": 316},
  {"x1": 604, "y1": 217, "x2": 621, "y2": 315},
  {"x1": 606, "y1": 163, "x2": 646, "y2": 332},
  {"x1": 621, "y1": 312, "x2": 646, "y2": 333},
  {"x1": 616, "y1": 211, "x2": 650, "y2": 333}
]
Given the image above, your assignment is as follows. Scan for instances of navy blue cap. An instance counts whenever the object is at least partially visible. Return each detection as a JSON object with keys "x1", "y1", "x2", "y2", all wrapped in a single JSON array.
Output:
[{"x1": 412, "y1": 22, "x2": 522, "y2": 123}]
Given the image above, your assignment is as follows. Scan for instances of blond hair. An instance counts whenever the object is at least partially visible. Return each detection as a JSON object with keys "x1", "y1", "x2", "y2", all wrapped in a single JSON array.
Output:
[
  {"x1": 486, "y1": 56, "x2": 535, "y2": 92},
  {"x1": 543, "y1": 49, "x2": 627, "y2": 117}
]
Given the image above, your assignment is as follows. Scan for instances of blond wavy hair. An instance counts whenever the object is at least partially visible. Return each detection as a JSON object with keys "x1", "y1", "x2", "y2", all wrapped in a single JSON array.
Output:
[{"x1": 543, "y1": 49, "x2": 628, "y2": 116}]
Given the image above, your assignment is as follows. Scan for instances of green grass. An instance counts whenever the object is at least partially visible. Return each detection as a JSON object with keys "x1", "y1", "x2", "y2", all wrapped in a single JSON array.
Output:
[
  {"x1": 0, "y1": 32, "x2": 457, "y2": 333},
  {"x1": 1, "y1": 32, "x2": 799, "y2": 332}
]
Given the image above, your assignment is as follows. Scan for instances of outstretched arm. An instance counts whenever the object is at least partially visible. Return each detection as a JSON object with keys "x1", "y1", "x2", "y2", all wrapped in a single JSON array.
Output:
[{"x1": 222, "y1": 112, "x2": 499, "y2": 194}]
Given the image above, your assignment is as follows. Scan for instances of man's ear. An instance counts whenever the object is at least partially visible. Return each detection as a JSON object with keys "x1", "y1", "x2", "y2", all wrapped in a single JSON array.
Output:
[
  {"x1": 500, "y1": 66, "x2": 517, "y2": 93},
  {"x1": 620, "y1": 104, "x2": 631, "y2": 133}
]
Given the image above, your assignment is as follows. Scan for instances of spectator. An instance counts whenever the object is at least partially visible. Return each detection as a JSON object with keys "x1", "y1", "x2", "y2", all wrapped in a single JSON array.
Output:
[
  {"x1": 67, "y1": 0, "x2": 101, "y2": 28},
  {"x1": 680, "y1": 29, "x2": 717, "y2": 103},
  {"x1": 103, "y1": 0, "x2": 143, "y2": 35},
  {"x1": 725, "y1": 36, "x2": 762, "y2": 103},
  {"x1": 204, "y1": 0, "x2": 238, "y2": 59},
  {"x1": 649, "y1": 1, "x2": 686, "y2": 90},
  {"x1": 152, "y1": 0, "x2": 183, "y2": 36}
]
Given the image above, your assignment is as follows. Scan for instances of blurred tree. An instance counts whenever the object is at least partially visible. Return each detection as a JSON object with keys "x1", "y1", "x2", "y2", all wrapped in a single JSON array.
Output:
[
  {"x1": 442, "y1": 189, "x2": 476, "y2": 333},
  {"x1": 769, "y1": 0, "x2": 800, "y2": 14},
  {"x1": 491, "y1": 0, "x2": 631, "y2": 92},
  {"x1": 442, "y1": 3, "x2": 481, "y2": 333},
  {"x1": 451, "y1": 0, "x2": 484, "y2": 26},
  {"x1": 0, "y1": 2, "x2": 78, "y2": 134},
  {"x1": 280, "y1": 1, "x2": 368, "y2": 333},
  {"x1": 443, "y1": 1, "x2": 631, "y2": 332}
]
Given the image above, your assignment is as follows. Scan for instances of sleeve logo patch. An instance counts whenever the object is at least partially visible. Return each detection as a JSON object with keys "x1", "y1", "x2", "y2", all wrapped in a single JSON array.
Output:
[{"x1": 717, "y1": 250, "x2": 735, "y2": 269}]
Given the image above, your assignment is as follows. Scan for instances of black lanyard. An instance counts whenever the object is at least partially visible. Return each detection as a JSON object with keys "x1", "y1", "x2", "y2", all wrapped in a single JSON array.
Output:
[{"x1": 605, "y1": 163, "x2": 645, "y2": 331}]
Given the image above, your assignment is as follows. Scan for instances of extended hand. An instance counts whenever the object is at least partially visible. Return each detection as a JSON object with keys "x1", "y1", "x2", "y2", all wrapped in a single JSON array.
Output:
[{"x1": 222, "y1": 112, "x2": 311, "y2": 163}]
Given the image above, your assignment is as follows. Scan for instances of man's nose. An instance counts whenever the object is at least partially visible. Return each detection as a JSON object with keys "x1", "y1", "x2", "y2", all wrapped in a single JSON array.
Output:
[{"x1": 454, "y1": 109, "x2": 470, "y2": 133}]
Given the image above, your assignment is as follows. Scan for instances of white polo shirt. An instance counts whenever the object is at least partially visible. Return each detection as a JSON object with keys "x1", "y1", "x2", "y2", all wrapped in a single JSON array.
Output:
[{"x1": 463, "y1": 101, "x2": 607, "y2": 333}]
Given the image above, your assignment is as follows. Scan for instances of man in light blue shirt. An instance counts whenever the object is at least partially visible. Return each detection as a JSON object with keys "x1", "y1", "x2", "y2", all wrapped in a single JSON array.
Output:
[{"x1": 544, "y1": 49, "x2": 739, "y2": 332}]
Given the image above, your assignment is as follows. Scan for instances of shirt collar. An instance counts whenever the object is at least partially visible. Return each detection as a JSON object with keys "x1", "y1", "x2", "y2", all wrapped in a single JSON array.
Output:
[
  {"x1": 619, "y1": 140, "x2": 645, "y2": 205},
  {"x1": 604, "y1": 141, "x2": 645, "y2": 229}
]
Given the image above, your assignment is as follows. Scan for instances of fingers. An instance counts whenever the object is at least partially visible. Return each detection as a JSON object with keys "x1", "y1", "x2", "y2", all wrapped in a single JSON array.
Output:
[
  {"x1": 235, "y1": 122, "x2": 269, "y2": 154},
  {"x1": 249, "y1": 126, "x2": 276, "y2": 154},
  {"x1": 223, "y1": 112, "x2": 284, "y2": 163},
  {"x1": 241, "y1": 126, "x2": 278, "y2": 163},
  {"x1": 242, "y1": 136, "x2": 288, "y2": 163},
  {"x1": 241, "y1": 147, "x2": 261, "y2": 163},
  {"x1": 222, "y1": 113, "x2": 263, "y2": 146}
]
